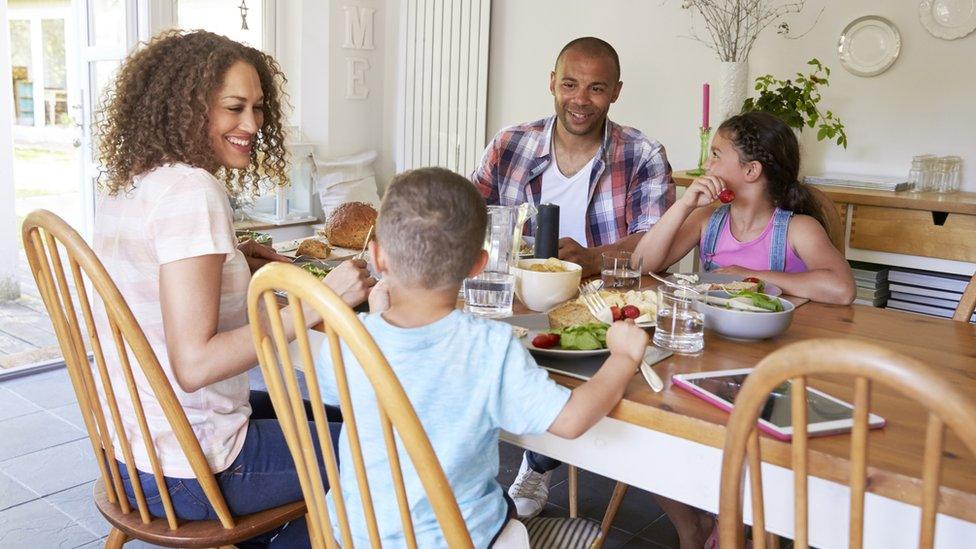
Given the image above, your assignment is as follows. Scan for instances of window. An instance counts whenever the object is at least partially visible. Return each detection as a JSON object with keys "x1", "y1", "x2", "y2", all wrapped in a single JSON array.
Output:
[{"x1": 176, "y1": 0, "x2": 267, "y2": 51}]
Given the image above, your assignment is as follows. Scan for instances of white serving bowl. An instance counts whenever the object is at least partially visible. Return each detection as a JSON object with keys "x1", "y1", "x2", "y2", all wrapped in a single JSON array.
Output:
[
  {"x1": 696, "y1": 291, "x2": 795, "y2": 340},
  {"x1": 512, "y1": 259, "x2": 583, "y2": 312}
]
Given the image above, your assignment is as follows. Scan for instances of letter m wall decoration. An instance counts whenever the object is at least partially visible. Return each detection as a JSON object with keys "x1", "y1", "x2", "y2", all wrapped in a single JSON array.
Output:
[{"x1": 343, "y1": 5, "x2": 376, "y2": 100}]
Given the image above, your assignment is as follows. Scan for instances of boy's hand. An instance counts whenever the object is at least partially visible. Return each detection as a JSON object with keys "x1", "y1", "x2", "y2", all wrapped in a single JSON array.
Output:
[
  {"x1": 605, "y1": 320, "x2": 649, "y2": 365},
  {"x1": 681, "y1": 175, "x2": 727, "y2": 209},
  {"x1": 324, "y1": 259, "x2": 376, "y2": 307},
  {"x1": 368, "y1": 278, "x2": 390, "y2": 313}
]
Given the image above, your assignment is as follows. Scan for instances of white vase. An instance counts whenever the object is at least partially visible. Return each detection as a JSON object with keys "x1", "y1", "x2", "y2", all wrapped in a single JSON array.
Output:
[{"x1": 717, "y1": 61, "x2": 749, "y2": 126}]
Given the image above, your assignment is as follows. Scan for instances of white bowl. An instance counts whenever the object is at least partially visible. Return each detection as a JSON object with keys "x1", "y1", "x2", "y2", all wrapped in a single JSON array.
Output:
[
  {"x1": 696, "y1": 291, "x2": 795, "y2": 340},
  {"x1": 512, "y1": 259, "x2": 583, "y2": 312}
]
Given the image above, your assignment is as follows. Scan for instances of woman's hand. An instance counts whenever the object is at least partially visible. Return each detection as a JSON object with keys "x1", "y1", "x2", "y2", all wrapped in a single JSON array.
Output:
[
  {"x1": 238, "y1": 240, "x2": 290, "y2": 273},
  {"x1": 324, "y1": 259, "x2": 376, "y2": 307},
  {"x1": 680, "y1": 175, "x2": 727, "y2": 209}
]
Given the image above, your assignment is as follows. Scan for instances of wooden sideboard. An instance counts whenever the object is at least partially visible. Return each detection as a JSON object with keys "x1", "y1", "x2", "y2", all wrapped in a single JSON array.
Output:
[{"x1": 673, "y1": 171, "x2": 976, "y2": 265}]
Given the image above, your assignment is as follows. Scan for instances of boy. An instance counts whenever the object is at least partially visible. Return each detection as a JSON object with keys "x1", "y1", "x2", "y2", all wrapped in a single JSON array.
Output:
[{"x1": 314, "y1": 167, "x2": 648, "y2": 547}]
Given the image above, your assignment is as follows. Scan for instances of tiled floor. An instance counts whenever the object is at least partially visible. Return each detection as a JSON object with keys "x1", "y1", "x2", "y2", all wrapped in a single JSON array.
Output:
[{"x1": 0, "y1": 367, "x2": 693, "y2": 548}]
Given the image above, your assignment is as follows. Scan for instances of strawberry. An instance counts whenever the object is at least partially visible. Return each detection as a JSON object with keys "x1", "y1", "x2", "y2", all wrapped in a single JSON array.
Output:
[
  {"x1": 532, "y1": 333, "x2": 560, "y2": 349},
  {"x1": 718, "y1": 188, "x2": 736, "y2": 204},
  {"x1": 743, "y1": 277, "x2": 761, "y2": 284},
  {"x1": 609, "y1": 305, "x2": 623, "y2": 322},
  {"x1": 621, "y1": 304, "x2": 641, "y2": 319}
]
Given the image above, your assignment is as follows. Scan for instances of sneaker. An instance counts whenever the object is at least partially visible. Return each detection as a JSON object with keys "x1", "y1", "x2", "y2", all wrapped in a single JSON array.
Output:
[{"x1": 507, "y1": 454, "x2": 552, "y2": 519}]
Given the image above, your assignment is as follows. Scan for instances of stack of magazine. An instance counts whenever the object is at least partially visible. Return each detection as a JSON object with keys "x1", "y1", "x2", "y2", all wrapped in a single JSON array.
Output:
[
  {"x1": 886, "y1": 267, "x2": 975, "y2": 323},
  {"x1": 850, "y1": 261, "x2": 889, "y2": 307},
  {"x1": 804, "y1": 174, "x2": 910, "y2": 192}
]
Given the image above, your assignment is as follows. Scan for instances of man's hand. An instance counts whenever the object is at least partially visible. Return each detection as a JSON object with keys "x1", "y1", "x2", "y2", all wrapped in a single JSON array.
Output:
[
  {"x1": 324, "y1": 259, "x2": 376, "y2": 307},
  {"x1": 237, "y1": 240, "x2": 290, "y2": 273},
  {"x1": 557, "y1": 238, "x2": 600, "y2": 277}
]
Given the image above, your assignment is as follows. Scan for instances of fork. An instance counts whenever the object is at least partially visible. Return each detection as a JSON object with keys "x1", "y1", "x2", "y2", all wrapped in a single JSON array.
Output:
[
  {"x1": 579, "y1": 287, "x2": 665, "y2": 393},
  {"x1": 355, "y1": 225, "x2": 375, "y2": 261}
]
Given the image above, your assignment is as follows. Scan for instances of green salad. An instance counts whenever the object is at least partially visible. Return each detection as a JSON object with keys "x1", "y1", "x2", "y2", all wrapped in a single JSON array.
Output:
[
  {"x1": 724, "y1": 289, "x2": 784, "y2": 312},
  {"x1": 549, "y1": 323, "x2": 608, "y2": 350},
  {"x1": 299, "y1": 262, "x2": 332, "y2": 279}
]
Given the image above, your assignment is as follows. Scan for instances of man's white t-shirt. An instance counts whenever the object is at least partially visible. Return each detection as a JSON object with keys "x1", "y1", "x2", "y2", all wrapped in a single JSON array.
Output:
[{"x1": 539, "y1": 155, "x2": 596, "y2": 246}]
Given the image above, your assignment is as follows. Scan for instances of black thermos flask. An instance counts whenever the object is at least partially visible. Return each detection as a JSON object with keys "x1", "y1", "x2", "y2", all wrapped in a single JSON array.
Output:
[{"x1": 534, "y1": 203, "x2": 560, "y2": 259}]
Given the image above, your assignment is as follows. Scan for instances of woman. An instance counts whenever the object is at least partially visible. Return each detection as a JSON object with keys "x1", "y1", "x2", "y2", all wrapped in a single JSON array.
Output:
[{"x1": 93, "y1": 30, "x2": 371, "y2": 547}]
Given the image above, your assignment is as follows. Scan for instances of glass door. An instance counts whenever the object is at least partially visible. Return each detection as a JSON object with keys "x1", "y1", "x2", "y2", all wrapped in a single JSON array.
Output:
[{"x1": 74, "y1": 0, "x2": 141, "y2": 238}]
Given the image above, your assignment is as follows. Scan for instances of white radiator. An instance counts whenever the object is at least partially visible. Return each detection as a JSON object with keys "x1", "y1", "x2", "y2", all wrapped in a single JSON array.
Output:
[{"x1": 396, "y1": 0, "x2": 491, "y2": 177}]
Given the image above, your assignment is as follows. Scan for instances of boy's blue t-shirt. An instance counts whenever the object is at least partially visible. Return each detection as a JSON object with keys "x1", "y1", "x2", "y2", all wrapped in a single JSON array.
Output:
[{"x1": 314, "y1": 309, "x2": 571, "y2": 548}]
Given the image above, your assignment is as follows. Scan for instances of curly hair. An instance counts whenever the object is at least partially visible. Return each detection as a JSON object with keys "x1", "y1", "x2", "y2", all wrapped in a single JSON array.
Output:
[
  {"x1": 94, "y1": 30, "x2": 289, "y2": 196},
  {"x1": 718, "y1": 111, "x2": 828, "y2": 230}
]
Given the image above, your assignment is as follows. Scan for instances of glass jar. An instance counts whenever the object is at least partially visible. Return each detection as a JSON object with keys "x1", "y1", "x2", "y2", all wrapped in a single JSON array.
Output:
[
  {"x1": 912, "y1": 154, "x2": 937, "y2": 192},
  {"x1": 937, "y1": 156, "x2": 962, "y2": 193}
]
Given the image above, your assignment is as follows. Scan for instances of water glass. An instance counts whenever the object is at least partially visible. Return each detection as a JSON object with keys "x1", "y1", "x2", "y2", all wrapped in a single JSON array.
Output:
[
  {"x1": 463, "y1": 271, "x2": 515, "y2": 318},
  {"x1": 653, "y1": 285, "x2": 704, "y2": 354},
  {"x1": 601, "y1": 251, "x2": 642, "y2": 291}
]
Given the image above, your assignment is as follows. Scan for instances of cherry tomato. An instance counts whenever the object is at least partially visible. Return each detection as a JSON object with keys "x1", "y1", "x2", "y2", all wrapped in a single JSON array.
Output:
[
  {"x1": 718, "y1": 188, "x2": 736, "y2": 204},
  {"x1": 609, "y1": 305, "x2": 623, "y2": 322},
  {"x1": 532, "y1": 333, "x2": 560, "y2": 349},
  {"x1": 621, "y1": 305, "x2": 641, "y2": 319},
  {"x1": 743, "y1": 277, "x2": 761, "y2": 284}
]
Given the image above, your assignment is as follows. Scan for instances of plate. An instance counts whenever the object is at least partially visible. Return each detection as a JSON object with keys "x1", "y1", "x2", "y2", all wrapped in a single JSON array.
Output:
[
  {"x1": 274, "y1": 237, "x2": 358, "y2": 260},
  {"x1": 664, "y1": 272, "x2": 783, "y2": 297},
  {"x1": 837, "y1": 16, "x2": 901, "y2": 77},
  {"x1": 920, "y1": 0, "x2": 976, "y2": 40},
  {"x1": 522, "y1": 330, "x2": 611, "y2": 357}
]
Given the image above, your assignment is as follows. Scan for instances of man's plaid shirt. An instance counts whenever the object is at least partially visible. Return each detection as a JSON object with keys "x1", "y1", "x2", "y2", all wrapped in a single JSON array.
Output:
[{"x1": 471, "y1": 116, "x2": 674, "y2": 246}]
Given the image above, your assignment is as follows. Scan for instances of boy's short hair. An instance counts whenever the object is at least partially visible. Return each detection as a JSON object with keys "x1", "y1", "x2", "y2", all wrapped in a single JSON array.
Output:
[{"x1": 377, "y1": 167, "x2": 487, "y2": 289}]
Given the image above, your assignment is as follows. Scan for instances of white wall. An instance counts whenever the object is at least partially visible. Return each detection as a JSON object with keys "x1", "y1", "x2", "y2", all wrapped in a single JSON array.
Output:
[
  {"x1": 487, "y1": 0, "x2": 976, "y2": 192},
  {"x1": 286, "y1": 0, "x2": 394, "y2": 190},
  {"x1": 1, "y1": 0, "x2": 22, "y2": 300}
]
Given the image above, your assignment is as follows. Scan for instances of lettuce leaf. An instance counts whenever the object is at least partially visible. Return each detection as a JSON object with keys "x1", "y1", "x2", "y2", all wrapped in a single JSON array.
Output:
[
  {"x1": 550, "y1": 323, "x2": 608, "y2": 350},
  {"x1": 726, "y1": 289, "x2": 783, "y2": 312}
]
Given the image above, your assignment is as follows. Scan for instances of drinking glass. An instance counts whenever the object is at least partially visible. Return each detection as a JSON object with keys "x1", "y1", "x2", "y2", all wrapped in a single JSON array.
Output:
[
  {"x1": 463, "y1": 272, "x2": 515, "y2": 318},
  {"x1": 601, "y1": 251, "x2": 642, "y2": 291},
  {"x1": 653, "y1": 285, "x2": 704, "y2": 354}
]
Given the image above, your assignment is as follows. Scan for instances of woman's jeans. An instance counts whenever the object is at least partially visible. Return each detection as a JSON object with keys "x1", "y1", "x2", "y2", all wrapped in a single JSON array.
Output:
[{"x1": 118, "y1": 390, "x2": 341, "y2": 548}]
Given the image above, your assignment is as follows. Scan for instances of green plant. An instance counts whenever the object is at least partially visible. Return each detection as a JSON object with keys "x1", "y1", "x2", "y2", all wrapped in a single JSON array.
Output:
[{"x1": 742, "y1": 58, "x2": 847, "y2": 148}]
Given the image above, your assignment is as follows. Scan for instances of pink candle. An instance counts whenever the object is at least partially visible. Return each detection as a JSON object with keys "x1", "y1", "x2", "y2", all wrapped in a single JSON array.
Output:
[{"x1": 702, "y1": 83, "x2": 710, "y2": 129}]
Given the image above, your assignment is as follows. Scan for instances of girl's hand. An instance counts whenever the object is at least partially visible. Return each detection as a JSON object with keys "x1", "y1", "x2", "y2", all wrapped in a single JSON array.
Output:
[
  {"x1": 237, "y1": 240, "x2": 290, "y2": 273},
  {"x1": 324, "y1": 259, "x2": 376, "y2": 307},
  {"x1": 680, "y1": 176, "x2": 727, "y2": 209},
  {"x1": 714, "y1": 265, "x2": 754, "y2": 277}
]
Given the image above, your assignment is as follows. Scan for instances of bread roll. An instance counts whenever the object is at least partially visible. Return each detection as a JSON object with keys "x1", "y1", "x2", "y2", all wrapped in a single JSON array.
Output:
[
  {"x1": 296, "y1": 239, "x2": 331, "y2": 259},
  {"x1": 322, "y1": 202, "x2": 378, "y2": 249},
  {"x1": 547, "y1": 301, "x2": 597, "y2": 329}
]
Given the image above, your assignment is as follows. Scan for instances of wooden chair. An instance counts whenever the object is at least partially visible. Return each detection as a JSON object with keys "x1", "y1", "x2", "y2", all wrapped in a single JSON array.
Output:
[
  {"x1": 807, "y1": 184, "x2": 846, "y2": 254},
  {"x1": 952, "y1": 271, "x2": 976, "y2": 322},
  {"x1": 22, "y1": 210, "x2": 305, "y2": 548},
  {"x1": 249, "y1": 262, "x2": 609, "y2": 548},
  {"x1": 718, "y1": 339, "x2": 976, "y2": 549}
]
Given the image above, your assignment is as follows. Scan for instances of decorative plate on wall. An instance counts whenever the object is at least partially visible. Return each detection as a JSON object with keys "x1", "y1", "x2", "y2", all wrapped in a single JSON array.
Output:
[
  {"x1": 837, "y1": 16, "x2": 902, "y2": 77},
  {"x1": 919, "y1": 0, "x2": 976, "y2": 40}
]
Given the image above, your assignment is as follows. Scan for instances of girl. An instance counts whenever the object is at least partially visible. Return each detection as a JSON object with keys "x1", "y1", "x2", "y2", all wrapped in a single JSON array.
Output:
[
  {"x1": 634, "y1": 111, "x2": 855, "y2": 304},
  {"x1": 93, "y1": 30, "x2": 373, "y2": 547}
]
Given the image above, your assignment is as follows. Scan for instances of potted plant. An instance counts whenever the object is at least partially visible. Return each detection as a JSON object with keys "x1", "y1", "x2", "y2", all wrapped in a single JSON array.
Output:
[{"x1": 742, "y1": 58, "x2": 848, "y2": 148}]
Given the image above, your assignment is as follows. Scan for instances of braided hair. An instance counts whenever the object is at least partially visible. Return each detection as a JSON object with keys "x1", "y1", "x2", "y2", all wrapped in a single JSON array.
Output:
[{"x1": 718, "y1": 111, "x2": 828, "y2": 230}]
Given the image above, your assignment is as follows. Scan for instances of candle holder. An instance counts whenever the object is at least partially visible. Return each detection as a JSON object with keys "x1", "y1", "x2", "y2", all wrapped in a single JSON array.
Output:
[{"x1": 686, "y1": 126, "x2": 712, "y2": 176}]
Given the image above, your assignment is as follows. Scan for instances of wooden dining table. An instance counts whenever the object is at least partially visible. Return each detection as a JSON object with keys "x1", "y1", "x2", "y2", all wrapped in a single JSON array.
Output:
[{"x1": 500, "y1": 277, "x2": 976, "y2": 548}]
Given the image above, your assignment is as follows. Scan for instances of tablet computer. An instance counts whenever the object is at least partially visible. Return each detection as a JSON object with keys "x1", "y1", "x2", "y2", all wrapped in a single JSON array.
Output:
[{"x1": 673, "y1": 368, "x2": 885, "y2": 440}]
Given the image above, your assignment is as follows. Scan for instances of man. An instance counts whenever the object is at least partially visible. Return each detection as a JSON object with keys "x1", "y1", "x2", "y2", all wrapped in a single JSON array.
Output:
[
  {"x1": 470, "y1": 37, "x2": 675, "y2": 520},
  {"x1": 471, "y1": 36, "x2": 674, "y2": 278}
]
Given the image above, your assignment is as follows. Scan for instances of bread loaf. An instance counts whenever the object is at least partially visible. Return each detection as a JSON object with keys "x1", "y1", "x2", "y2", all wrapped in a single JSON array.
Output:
[
  {"x1": 321, "y1": 202, "x2": 377, "y2": 249},
  {"x1": 296, "y1": 238, "x2": 331, "y2": 259}
]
